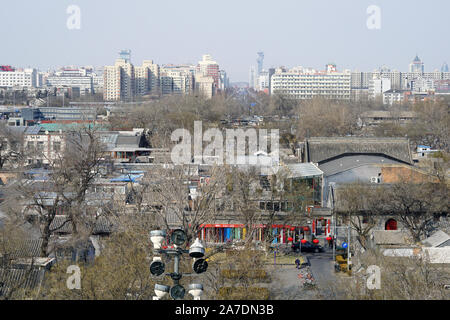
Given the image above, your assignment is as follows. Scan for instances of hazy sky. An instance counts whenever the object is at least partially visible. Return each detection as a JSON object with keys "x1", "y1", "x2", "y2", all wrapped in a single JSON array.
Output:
[{"x1": 1, "y1": 0, "x2": 449, "y2": 82}]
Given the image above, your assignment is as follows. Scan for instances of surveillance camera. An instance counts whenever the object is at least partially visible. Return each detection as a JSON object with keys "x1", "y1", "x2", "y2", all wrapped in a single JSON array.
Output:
[
  {"x1": 154, "y1": 284, "x2": 170, "y2": 300},
  {"x1": 188, "y1": 283, "x2": 203, "y2": 300},
  {"x1": 189, "y1": 238, "x2": 205, "y2": 258},
  {"x1": 150, "y1": 230, "x2": 166, "y2": 250}
]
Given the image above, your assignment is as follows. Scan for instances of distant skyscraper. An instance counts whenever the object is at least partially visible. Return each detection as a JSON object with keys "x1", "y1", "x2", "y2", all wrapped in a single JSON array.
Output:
[
  {"x1": 256, "y1": 52, "x2": 264, "y2": 75},
  {"x1": 119, "y1": 49, "x2": 132, "y2": 63},
  {"x1": 441, "y1": 62, "x2": 449, "y2": 73},
  {"x1": 249, "y1": 66, "x2": 256, "y2": 88},
  {"x1": 409, "y1": 55, "x2": 424, "y2": 73},
  {"x1": 196, "y1": 54, "x2": 220, "y2": 89}
]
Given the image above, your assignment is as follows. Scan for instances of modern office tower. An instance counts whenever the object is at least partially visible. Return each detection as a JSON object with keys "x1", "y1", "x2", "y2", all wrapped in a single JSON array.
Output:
[
  {"x1": 409, "y1": 55, "x2": 424, "y2": 73},
  {"x1": 441, "y1": 62, "x2": 449, "y2": 73},
  {"x1": 219, "y1": 70, "x2": 229, "y2": 90},
  {"x1": 268, "y1": 68, "x2": 275, "y2": 95},
  {"x1": 249, "y1": 66, "x2": 256, "y2": 89},
  {"x1": 0, "y1": 66, "x2": 38, "y2": 88},
  {"x1": 257, "y1": 51, "x2": 264, "y2": 75},
  {"x1": 270, "y1": 66, "x2": 351, "y2": 100},
  {"x1": 196, "y1": 54, "x2": 220, "y2": 89}
]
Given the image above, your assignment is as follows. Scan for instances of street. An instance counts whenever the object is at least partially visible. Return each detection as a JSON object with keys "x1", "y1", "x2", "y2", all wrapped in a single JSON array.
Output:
[{"x1": 268, "y1": 247, "x2": 339, "y2": 299}]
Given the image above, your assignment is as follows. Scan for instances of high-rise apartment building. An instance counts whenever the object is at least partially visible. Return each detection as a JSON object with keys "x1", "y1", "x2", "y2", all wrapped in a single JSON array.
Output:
[
  {"x1": 103, "y1": 58, "x2": 135, "y2": 101},
  {"x1": 195, "y1": 75, "x2": 215, "y2": 99},
  {"x1": 104, "y1": 54, "x2": 160, "y2": 101},
  {"x1": 369, "y1": 77, "x2": 391, "y2": 100},
  {"x1": 160, "y1": 65, "x2": 195, "y2": 95},
  {"x1": 196, "y1": 54, "x2": 220, "y2": 89},
  {"x1": 270, "y1": 66, "x2": 351, "y2": 100}
]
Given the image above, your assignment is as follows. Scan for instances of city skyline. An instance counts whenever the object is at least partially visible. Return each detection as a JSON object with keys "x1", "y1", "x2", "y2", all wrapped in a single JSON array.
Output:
[{"x1": 1, "y1": 1, "x2": 449, "y2": 82}]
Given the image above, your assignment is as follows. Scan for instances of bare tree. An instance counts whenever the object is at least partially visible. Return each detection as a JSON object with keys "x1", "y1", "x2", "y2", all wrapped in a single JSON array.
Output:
[
  {"x1": 0, "y1": 123, "x2": 24, "y2": 170},
  {"x1": 143, "y1": 164, "x2": 227, "y2": 244},
  {"x1": 335, "y1": 183, "x2": 382, "y2": 250},
  {"x1": 377, "y1": 180, "x2": 449, "y2": 243},
  {"x1": 6, "y1": 126, "x2": 109, "y2": 257}
]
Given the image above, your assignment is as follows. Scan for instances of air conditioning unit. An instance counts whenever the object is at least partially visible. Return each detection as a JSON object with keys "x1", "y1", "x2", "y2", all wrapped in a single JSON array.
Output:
[{"x1": 370, "y1": 177, "x2": 379, "y2": 183}]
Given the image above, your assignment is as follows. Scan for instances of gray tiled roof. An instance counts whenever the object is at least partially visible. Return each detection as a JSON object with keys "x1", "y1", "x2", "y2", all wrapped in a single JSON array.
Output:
[
  {"x1": 0, "y1": 268, "x2": 45, "y2": 298},
  {"x1": 50, "y1": 215, "x2": 115, "y2": 234},
  {"x1": 422, "y1": 230, "x2": 450, "y2": 248},
  {"x1": 319, "y1": 155, "x2": 402, "y2": 176},
  {"x1": 286, "y1": 163, "x2": 323, "y2": 178},
  {"x1": 6, "y1": 239, "x2": 43, "y2": 259},
  {"x1": 305, "y1": 137, "x2": 413, "y2": 164}
]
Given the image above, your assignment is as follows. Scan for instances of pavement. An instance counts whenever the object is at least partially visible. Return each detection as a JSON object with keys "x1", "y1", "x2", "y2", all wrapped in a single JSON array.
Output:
[
  {"x1": 303, "y1": 249, "x2": 338, "y2": 298},
  {"x1": 268, "y1": 247, "x2": 339, "y2": 299}
]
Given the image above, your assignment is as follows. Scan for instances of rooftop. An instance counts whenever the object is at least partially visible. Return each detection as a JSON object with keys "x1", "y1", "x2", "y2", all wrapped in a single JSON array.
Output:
[{"x1": 304, "y1": 137, "x2": 413, "y2": 164}]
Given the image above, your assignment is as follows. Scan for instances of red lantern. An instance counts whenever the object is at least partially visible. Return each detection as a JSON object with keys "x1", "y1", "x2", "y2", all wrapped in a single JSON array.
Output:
[
  {"x1": 312, "y1": 239, "x2": 319, "y2": 244},
  {"x1": 288, "y1": 237, "x2": 293, "y2": 242},
  {"x1": 303, "y1": 226, "x2": 309, "y2": 231},
  {"x1": 290, "y1": 227, "x2": 295, "y2": 231},
  {"x1": 301, "y1": 239, "x2": 307, "y2": 244},
  {"x1": 326, "y1": 236, "x2": 332, "y2": 241}
]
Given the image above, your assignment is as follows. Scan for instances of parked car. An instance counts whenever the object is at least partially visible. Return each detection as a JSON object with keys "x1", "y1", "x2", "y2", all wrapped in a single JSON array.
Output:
[{"x1": 291, "y1": 241, "x2": 324, "y2": 253}]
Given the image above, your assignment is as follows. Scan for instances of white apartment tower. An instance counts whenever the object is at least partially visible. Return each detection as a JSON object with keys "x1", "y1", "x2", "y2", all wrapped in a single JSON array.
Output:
[
  {"x1": 104, "y1": 57, "x2": 160, "y2": 101},
  {"x1": 104, "y1": 58, "x2": 135, "y2": 101}
]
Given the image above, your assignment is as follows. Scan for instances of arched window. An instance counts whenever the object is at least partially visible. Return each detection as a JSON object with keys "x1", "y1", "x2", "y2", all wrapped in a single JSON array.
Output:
[{"x1": 385, "y1": 219, "x2": 397, "y2": 230}]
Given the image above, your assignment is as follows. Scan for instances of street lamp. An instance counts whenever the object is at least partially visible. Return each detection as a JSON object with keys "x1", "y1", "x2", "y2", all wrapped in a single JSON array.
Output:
[{"x1": 149, "y1": 229, "x2": 208, "y2": 300}]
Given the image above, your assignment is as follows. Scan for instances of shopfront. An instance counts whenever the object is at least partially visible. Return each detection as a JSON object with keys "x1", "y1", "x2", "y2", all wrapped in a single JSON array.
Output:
[{"x1": 199, "y1": 224, "x2": 309, "y2": 244}]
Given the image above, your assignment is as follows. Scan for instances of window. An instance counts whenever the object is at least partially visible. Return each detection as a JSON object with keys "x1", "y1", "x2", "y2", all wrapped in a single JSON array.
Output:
[
  {"x1": 53, "y1": 141, "x2": 61, "y2": 152},
  {"x1": 385, "y1": 219, "x2": 397, "y2": 231},
  {"x1": 36, "y1": 141, "x2": 44, "y2": 151}
]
